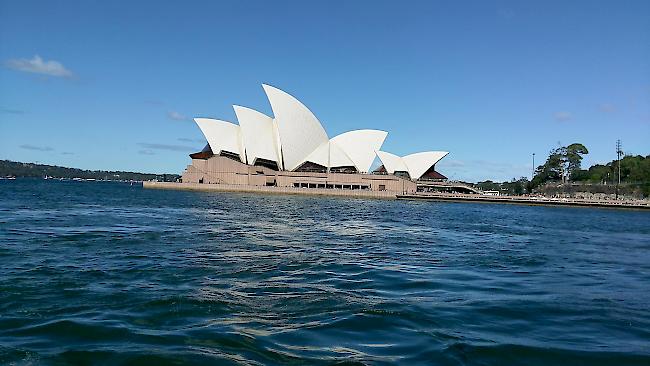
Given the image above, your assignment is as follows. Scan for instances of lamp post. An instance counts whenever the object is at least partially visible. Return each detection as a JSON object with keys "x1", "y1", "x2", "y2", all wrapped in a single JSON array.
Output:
[
  {"x1": 532, "y1": 153, "x2": 535, "y2": 180},
  {"x1": 616, "y1": 140, "x2": 622, "y2": 200}
]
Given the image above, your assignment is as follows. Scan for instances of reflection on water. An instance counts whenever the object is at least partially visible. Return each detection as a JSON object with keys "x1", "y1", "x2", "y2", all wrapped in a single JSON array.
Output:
[{"x1": 1, "y1": 179, "x2": 649, "y2": 365}]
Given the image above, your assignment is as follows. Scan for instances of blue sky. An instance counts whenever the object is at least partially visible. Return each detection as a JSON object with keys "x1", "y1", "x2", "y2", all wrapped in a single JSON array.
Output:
[{"x1": 1, "y1": 0, "x2": 648, "y2": 181}]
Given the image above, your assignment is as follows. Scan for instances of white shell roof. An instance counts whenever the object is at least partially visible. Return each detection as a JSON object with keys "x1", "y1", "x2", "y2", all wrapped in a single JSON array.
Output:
[
  {"x1": 194, "y1": 118, "x2": 246, "y2": 162},
  {"x1": 403, "y1": 151, "x2": 449, "y2": 180},
  {"x1": 301, "y1": 141, "x2": 329, "y2": 167},
  {"x1": 262, "y1": 84, "x2": 329, "y2": 171},
  {"x1": 329, "y1": 142, "x2": 355, "y2": 168},
  {"x1": 376, "y1": 150, "x2": 448, "y2": 180},
  {"x1": 301, "y1": 141, "x2": 356, "y2": 169},
  {"x1": 233, "y1": 105, "x2": 281, "y2": 166},
  {"x1": 331, "y1": 130, "x2": 387, "y2": 173},
  {"x1": 376, "y1": 150, "x2": 408, "y2": 174}
]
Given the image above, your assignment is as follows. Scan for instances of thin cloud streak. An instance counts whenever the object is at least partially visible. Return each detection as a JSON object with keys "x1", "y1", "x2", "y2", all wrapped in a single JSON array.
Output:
[
  {"x1": 138, "y1": 143, "x2": 194, "y2": 152},
  {"x1": 5, "y1": 55, "x2": 73, "y2": 77},
  {"x1": 599, "y1": 103, "x2": 616, "y2": 113},
  {"x1": 1, "y1": 108, "x2": 25, "y2": 114},
  {"x1": 20, "y1": 144, "x2": 54, "y2": 152},
  {"x1": 553, "y1": 111, "x2": 573, "y2": 122},
  {"x1": 497, "y1": 8, "x2": 516, "y2": 19},
  {"x1": 168, "y1": 111, "x2": 191, "y2": 121},
  {"x1": 440, "y1": 159, "x2": 465, "y2": 168},
  {"x1": 144, "y1": 99, "x2": 165, "y2": 106},
  {"x1": 178, "y1": 137, "x2": 205, "y2": 143}
]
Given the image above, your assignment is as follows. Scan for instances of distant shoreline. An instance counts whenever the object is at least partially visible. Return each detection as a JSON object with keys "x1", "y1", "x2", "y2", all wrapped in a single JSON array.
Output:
[{"x1": 0, "y1": 160, "x2": 179, "y2": 182}]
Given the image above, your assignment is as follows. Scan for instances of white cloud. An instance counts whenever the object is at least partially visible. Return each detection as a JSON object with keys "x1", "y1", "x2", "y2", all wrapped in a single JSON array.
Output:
[
  {"x1": 553, "y1": 111, "x2": 572, "y2": 122},
  {"x1": 168, "y1": 111, "x2": 190, "y2": 121},
  {"x1": 497, "y1": 8, "x2": 516, "y2": 19},
  {"x1": 5, "y1": 55, "x2": 73, "y2": 77},
  {"x1": 599, "y1": 103, "x2": 616, "y2": 113}
]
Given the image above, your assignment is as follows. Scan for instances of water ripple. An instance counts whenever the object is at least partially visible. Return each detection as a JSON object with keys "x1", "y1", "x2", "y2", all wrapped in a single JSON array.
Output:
[{"x1": 1, "y1": 179, "x2": 649, "y2": 365}]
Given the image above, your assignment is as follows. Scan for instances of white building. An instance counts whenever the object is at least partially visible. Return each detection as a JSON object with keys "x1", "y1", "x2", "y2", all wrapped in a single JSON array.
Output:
[{"x1": 189, "y1": 84, "x2": 449, "y2": 182}]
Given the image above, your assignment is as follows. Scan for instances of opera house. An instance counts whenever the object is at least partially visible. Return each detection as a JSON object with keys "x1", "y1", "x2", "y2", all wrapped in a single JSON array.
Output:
[{"x1": 177, "y1": 84, "x2": 449, "y2": 197}]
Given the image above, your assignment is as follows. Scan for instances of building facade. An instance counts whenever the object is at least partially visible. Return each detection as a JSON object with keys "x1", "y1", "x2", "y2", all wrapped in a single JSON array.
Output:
[{"x1": 181, "y1": 154, "x2": 416, "y2": 194}]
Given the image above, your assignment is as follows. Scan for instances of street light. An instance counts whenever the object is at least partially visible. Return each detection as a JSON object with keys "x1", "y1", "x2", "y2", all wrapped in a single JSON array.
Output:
[
  {"x1": 616, "y1": 140, "x2": 622, "y2": 200},
  {"x1": 532, "y1": 153, "x2": 535, "y2": 180}
]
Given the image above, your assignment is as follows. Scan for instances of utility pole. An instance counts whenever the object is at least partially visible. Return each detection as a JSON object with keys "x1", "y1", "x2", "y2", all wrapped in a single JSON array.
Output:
[
  {"x1": 616, "y1": 139, "x2": 622, "y2": 199},
  {"x1": 532, "y1": 153, "x2": 535, "y2": 180}
]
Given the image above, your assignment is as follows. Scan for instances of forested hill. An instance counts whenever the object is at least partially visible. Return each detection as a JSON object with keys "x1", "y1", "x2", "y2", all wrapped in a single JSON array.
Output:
[{"x1": 0, "y1": 160, "x2": 180, "y2": 182}]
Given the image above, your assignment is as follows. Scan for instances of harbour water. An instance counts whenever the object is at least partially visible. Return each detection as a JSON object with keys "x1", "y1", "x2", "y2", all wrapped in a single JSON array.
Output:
[{"x1": 1, "y1": 179, "x2": 649, "y2": 365}]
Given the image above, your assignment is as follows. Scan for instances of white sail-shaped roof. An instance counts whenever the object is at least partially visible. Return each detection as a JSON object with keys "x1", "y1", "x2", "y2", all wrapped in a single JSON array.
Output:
[
  {"x1": 233, "y1": 105, "x2": 281, "y2": 166},
  {"x1": 377, "y1": 150, "x2": 449, "y2": 180},
  {"x1": 376, "y1": 150, "x2": 408, "y2": 174},
  {"x1": 301, "y1": 141, "x2": 355, "y2": 169},
  {"x1": 302, "y1": 141, "x2": 329, "y2": 168},
  {"x1": 403, "y1": 151, "x2": 449, "y2": 180},
  {"x1": 262, "y1": 84, "x2": 329, "y2": 171},
  {"x1": 194, "y1": 118, "x2": 246, "y2": 163},
  {"x1": 329, "y1": 142, "x2": 355, "y2": 167},
  {"x1": 331, "y1": 130, "x2": 387, "y2": 173}
]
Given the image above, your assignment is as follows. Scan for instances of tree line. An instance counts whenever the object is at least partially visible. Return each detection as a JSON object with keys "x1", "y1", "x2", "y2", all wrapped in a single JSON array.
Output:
[
  {"x1": 0, "y1": 160, "x2": 180, "y2": 182},
  {"x1": 474, "y1": 143, "x2": 650, "y2": 197}
]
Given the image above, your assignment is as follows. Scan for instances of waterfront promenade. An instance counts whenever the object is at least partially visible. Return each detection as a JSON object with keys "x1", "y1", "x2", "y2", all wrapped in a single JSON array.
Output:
[
  {"x1": 144, "y1": 181, "x2": 650, "y2": 210},
  {"x1": 397, "y1": 192, "x2": 650, "y2": 210}
]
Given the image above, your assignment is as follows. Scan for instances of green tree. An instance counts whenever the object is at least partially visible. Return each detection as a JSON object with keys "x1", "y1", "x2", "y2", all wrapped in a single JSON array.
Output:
[
  {"x1": 530, "y1": 143, "x2": 589, "y2": 187},
  {"x1": 566, "y1": 143, "x2": 589, "y2": 179}
]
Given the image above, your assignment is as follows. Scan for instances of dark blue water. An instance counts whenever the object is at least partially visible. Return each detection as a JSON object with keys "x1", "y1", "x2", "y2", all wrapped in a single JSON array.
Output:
[{"x1": 1, "y1": 179, "x2": 649, "y2": 365}]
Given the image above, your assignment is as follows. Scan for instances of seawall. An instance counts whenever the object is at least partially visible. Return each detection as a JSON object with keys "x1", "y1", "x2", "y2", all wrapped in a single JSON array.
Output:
[{"x1": 397, "y1": 193, "x2": 650, "y2": 210}]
